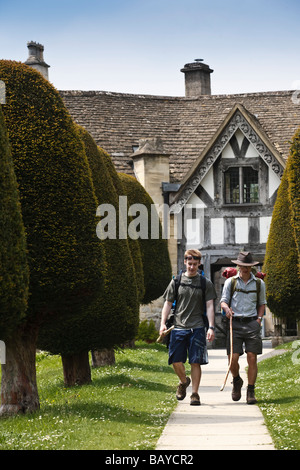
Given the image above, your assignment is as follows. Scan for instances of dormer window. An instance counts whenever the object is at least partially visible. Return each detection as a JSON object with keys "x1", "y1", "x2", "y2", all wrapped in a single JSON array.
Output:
[{"x1": 224, "y1": 166, "x2": 259, "y2": 204}]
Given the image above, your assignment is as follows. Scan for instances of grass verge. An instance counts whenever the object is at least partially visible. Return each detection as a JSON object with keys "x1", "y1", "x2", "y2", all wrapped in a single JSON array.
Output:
[
  {"x1": 0, "y1": 342, "x2": 178, "y2": 450},
  {"x1": 256, "y1": 341, "x2": 300, "y2": 450},
  {"x1": 1, "y1": 340, "x2": 299, "y2": 450}
]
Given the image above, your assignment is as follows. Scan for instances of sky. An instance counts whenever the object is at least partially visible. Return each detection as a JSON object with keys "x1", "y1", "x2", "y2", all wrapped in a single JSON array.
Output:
[{"x1": 0, "y1": 0, "x2": 300, "y2": 96}]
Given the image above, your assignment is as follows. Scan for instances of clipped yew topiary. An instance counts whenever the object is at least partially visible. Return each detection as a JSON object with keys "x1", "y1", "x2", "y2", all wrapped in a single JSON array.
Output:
[
  {"x1": 0, "y1": 61, "x2": 105, "y2": 411},
  {"x1": 78, "y1": 127, "x2": 140, "y2": 347},
  {"x1": 38, "y1": 126, "x2": 140, "y2": 370},
  {"x1": 0, "y1": 105, "x2": 29, "y2": 341},
  {"x1": 0, "y1": 103, "x2": 31, "y2": 414},
  {"x1": 118, "y1": 173, "x2": 172, "y2": 304},
  {"x1": 98, "y1": 139, "x2": 145, "y2": 304},
  {"x1": 287, "y1": 128, "x2": 300, "y2": 269},
  {"x1": 263, "y1": 160, "x2": 300, "y2": 321},
  {"x1": 0, "y1": 104, "x2": 33, "y2": 416}
]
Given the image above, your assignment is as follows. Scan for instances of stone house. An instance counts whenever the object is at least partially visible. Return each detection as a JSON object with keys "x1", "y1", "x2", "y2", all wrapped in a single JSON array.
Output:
[{"x1": 25, "y1": 43, "x2": 300, "y2": 337}]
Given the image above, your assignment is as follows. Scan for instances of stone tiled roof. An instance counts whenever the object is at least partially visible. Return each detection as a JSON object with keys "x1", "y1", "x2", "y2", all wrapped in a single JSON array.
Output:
[{"x1": 60, "y1": 89, "x2": 300, "y2": 183}]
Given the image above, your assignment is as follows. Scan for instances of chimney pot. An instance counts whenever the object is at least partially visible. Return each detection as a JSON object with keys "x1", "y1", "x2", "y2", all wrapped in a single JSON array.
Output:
[
  {"x1": 181, "y1": 60, "x2": 213, "y2": 97},
  {"x1": 25, "y1": 41, "x2": 50, "y2": 80}
]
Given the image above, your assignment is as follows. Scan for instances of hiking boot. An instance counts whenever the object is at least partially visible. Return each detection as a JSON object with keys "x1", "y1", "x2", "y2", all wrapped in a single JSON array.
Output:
[
  {"x1": 247, "y1": 386, "x2": 257, "y2": 404},
  {"x1": 176, "y1": 377, "x2": 191, "y2": 400},
  {"x1": 231, "y1": 376, "x2": 243, "y2": 401},
  {"x1": 190, "y1": 392, "x2": 201, "y2": 406}
]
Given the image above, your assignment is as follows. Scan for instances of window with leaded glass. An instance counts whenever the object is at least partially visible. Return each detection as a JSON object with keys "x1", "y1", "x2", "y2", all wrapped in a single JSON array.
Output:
[
  {"x1": 225, "y1": 168, "x2": 239, "y2": 203},
  {"x1": 243, "y1": 167, "x2": 259, "y2": 203},
  {"x1": 224, "y1": 166, "x2": 259, "y2": 204}
]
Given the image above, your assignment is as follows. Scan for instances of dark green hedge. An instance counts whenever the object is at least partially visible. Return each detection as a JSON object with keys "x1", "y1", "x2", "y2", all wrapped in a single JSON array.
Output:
[
  {"x1": 0, "y1": 60, "x2": 104, "y2": 326},
  {"x1": 79, "y1": 128, "x2": 140, "y2": 347},
  {"x1": 263, "y1": 158, "x2": 300, "y2": 320},
  {"x1": 38, "y1": 127, "x2": 140, "y2": 353},
  {"x1": 118, "y1": 173, "x2": 172, "y2": 304},
  {"x1": 0, "y1": 105, "x2": 29, "y2": 340},
  {"x1": 100, "y1": 146, "x2": 145, "y2": 303},
  {"x1": 287, "y1": 128, "x2": 300, "y2": 268}
]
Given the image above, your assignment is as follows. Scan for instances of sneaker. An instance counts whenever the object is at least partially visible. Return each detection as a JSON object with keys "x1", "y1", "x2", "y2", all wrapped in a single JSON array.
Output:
[
  {"x1": 176, "y1": 377, "x2": 191, "y2": 400},
  {"x1": 246, "y1": 386, "x2": 257, "y2": 404},
  {"x1": 190, "y1": 392, "x2": 201, "y2": 406},
  {"x1": 231, "y1": 377, "x2": 243, "y2": 401}
]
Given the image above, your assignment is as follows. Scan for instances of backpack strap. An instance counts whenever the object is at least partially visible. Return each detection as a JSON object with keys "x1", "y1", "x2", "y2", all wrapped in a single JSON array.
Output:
[
  {"x1": 174, "y1": 273, "x2": 206, "y2": 295},
  {"x1": 229, "y1": 277, "x2": 237, "y2": 307},
  {"x1": 173, "y1": 273, "x2": 182, "y2": 299},
  {"x1": 229, "y1": 276, "x2": 261, "y2": 311},
  {"x1": 172, "y1": 273, "x2": 182, "y2": 315},
  {"x1": 255, "y1": 278, "x2": 261, "y2": 311},
  {"x1": 173, "y1": 272, "x2": 207, "y2": 317}
]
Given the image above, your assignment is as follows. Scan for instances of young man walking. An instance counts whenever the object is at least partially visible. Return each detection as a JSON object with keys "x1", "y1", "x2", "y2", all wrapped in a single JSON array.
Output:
[
  {"x1": 220, "y1": 251, "x2": 266, "y2": 404},
  {"x1": 160, "y1": 249, "x2": 216, "y2": 406}
]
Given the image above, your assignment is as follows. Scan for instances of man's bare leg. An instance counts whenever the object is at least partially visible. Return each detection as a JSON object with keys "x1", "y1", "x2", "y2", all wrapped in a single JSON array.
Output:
[
  {"x1": 190, "y1": 363, "x2": 201, "y2": 394},
  {"x1": 230, "y1": 353, "x2": 243, "y2": 401},
  {"x1": 172, "y1": 362, "x2": 190, "y2": 400},
  {"x1": 172, "y1": 362, "x2": 187, "y2": 383}
]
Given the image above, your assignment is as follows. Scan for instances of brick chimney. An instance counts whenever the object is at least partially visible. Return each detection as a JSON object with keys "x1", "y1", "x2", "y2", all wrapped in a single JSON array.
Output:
[
  {"x1": 25, "y1": 42, "x2": 50, "y2": 80},
  {"x1": 181, "y1": 59, "x2": 213, "y2": 97}
]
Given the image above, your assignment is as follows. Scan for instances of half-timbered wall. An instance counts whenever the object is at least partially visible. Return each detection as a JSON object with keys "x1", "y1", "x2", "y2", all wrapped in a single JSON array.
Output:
[{"x1": 178, "y1": 122, "x2": 282, "y2": 277}]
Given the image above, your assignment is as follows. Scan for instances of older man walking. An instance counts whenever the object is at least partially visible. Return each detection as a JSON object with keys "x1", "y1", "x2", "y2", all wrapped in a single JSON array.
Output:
[{"x1": 220, "y1": 252, "x2": 266, "y2": 404}]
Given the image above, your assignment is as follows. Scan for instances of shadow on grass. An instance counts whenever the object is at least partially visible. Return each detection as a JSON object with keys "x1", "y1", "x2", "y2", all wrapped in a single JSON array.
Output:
[
  {"x1": 111, "y1": 358, "x2": 174, "y2": 375},
  {"x1": 38, "y1": 399, "x2": 174, "y2": 427},
  {"x1": 259, "y1": 396, "x2": 299, "y2": 406},
  {"x1": 38, "y1": 370, "x2": 176, "y2": 401},
  {"x1": 91, "y1": 371, "x2": 175, "y2": 393}
]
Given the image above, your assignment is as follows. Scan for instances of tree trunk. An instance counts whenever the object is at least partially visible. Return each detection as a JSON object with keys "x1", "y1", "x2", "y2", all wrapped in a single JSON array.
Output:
[
  {"x1": 61, "y1": 351, "x2": 91, "y2": 386},
  {"x1": 91, "y1": 348, "x2": 115, "y2": 367},
  {"x1": 0, "y1": 326, "x2": 40, "y2": 416}
]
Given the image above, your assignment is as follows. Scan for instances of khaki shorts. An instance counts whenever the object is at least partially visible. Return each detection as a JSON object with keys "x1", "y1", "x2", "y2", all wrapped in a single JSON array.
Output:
[{"x1": 226, "y1": 317, "x2": 262, "y2": 356}]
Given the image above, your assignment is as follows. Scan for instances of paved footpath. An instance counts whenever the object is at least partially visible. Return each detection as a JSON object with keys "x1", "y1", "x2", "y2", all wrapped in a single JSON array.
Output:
[{"x1": 156, "y1": 342, "x2": 276, "y2": 450}]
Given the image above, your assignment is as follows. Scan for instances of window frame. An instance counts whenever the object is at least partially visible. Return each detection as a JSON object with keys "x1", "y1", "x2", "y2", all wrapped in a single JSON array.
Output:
[{"x1": 222, "y1": 161, "x2": 260, "y2": 206}]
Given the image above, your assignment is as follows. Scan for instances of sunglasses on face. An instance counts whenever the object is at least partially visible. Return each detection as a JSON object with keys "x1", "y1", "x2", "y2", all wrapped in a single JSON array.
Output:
[{"x1": 184, "y1": 256, "x2": 200, "y2": 261}]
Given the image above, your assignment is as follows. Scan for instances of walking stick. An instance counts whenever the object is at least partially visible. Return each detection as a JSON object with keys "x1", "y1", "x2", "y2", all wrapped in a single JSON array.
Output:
[
  {"x1": 156, "y1": 325, "x2": 174, "y2": 343},
  {"x1": 220, "y1": 312, "x2": 233, "y2": 391}
]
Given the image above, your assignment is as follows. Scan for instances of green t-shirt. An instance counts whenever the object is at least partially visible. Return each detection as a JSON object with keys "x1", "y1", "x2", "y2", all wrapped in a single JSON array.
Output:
[{"x1": 163, "y1": 273, "x2": 217, "y2": 329}]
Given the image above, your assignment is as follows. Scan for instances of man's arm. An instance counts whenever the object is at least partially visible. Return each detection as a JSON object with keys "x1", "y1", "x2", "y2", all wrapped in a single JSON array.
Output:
[
  {"x1": 257, "y1": 280, "x2": 266, "y2": 324},
  {"x1": 257, "y1": 304, "x2": 265, "y2": 324},
  {"x1": 159, "y1": 300, "x2": 173, "y2": 335},
  {"x1": 206, "y1": 299, "x2": 215, "y2": 342},
  {"x1": 221, "y1": 301, "x2": 233, "y2": 318},
  {"x1": 220, "y1": 277, "x2": 234, "y2": 317}
]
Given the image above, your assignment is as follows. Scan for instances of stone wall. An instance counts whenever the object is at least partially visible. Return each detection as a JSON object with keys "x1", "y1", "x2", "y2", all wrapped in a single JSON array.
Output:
[{"x1": 139, "y1": 296, "x2": 165, "y2": 330}]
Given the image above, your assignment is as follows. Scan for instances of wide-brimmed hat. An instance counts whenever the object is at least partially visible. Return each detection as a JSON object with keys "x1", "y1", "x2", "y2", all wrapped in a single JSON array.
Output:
[{"x1": 231, "y1": 251, "x2": 259, "y2": 266}]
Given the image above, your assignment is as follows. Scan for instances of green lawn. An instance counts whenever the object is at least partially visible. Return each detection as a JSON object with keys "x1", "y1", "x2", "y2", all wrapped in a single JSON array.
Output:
[
  {"x1": 1, "y1": 340, "x2": 299, "y2": 450},
  {"x1": 256, "y1": 341, "x2": 300, "y2": 450},
  {"x1": 0, "y1": 342, "x2": 178, "y2": 450}
]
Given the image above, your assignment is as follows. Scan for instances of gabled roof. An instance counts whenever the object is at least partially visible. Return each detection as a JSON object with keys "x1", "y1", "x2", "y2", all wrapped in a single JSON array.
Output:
[
  {"x1": 169, "y1": 103, "x2": 286, "y2": 211},
  {"x1": 60, "y1": 89, "x2": 300, "y2": 184}
]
